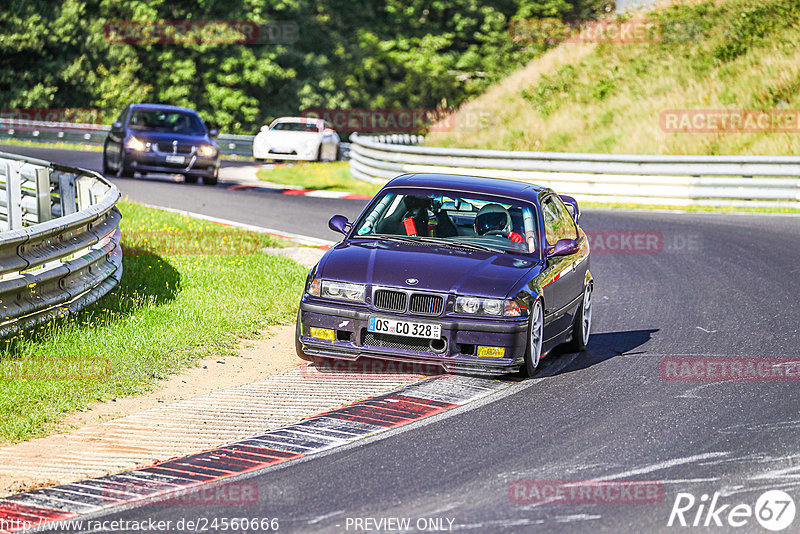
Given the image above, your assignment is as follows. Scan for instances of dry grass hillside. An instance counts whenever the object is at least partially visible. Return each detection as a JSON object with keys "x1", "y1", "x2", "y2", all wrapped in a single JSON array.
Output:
[{"x1": 427, "y1": 0, "x2": 800, "y2": 155}]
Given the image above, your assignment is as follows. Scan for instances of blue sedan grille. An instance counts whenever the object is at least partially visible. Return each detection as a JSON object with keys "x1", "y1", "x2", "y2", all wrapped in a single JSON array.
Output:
[
  {"x1": 409, "y1": 294, "x2": 444, "y2": 315},
  {"x1": 373, "y1": 290, "x2": 444, "y2": 316},
  {"x1": 374, "y1": 290, "x2": 407, "y2": 312}
]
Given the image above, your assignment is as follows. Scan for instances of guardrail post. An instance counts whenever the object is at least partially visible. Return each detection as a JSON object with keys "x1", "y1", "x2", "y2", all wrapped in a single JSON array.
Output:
[
  {"x1": 35, "y1": 167, "x2": 52, "y2": 223},
  {"x1": 76, "y1": 178, "x2": 92, "y2": 210},
  {"x1": 58, "y1": 172, "x2": 77, "y2": 216},
  {"x1": 5, "y1": 162, "x2": 22, "y2": 231}
]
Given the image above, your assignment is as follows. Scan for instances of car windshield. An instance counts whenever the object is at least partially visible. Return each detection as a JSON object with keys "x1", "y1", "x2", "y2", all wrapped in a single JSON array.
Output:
[
  {"x1": 128, "y1": 110, "x2": 206, "y2": 135},
  {"x1": 271, "y1": 121, "x2": 320, "y2": 132},
  {"x1": 352, "y1": 189, "x2": 539, "y2": 255}
]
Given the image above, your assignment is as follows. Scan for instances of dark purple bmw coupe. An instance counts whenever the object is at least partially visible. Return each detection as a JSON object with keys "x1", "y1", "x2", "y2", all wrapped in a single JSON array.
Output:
[{"x1": 295, "y1": 173, "x2": 592, "y2": 376}]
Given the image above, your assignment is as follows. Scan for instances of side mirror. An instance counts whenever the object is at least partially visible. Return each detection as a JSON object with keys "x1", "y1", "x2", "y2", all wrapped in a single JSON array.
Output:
[
  {"x1": 548, "y1": 238, "x2": 580, "y2": 257},
  {"x1": 112, "y1": 121, "x2": 123, "y2": 130},
  {"x1": 208, "y1": 128, "x2": 219, "y2": 138},
  {"x1": 260, "y1": 125, "x2": 270, "y2": 132},
  {"x1": 328, "y1": 214, "x2": 350, "y2": 235}
]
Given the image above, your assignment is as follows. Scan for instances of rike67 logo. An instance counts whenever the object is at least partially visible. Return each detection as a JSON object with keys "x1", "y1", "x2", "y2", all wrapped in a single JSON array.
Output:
[{"x1": 668, "y1": 490, "x2": 796, "y2": 531}]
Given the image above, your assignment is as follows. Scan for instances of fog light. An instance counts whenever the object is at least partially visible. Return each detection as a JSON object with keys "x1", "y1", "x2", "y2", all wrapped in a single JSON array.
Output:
[
  {"x1": 310, "y1": 327, "x2": 334, "y2": 341},
  {"x1": 477, "y1": 346, "x2": 505, "y2": 358}
]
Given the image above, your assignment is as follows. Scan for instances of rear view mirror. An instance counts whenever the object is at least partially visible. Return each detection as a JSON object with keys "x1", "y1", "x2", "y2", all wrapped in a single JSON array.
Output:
[{"x1": 548, "y1": 238, "x2": 579, "y2": 257}]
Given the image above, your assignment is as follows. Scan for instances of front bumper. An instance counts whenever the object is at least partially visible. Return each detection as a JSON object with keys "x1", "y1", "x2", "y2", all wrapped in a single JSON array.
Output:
[
  {"x1": 297, "y1": 300, "x2": 529, "y2": 376},
  {"x1": 253, "y1": 138, "x2": 318, "y2": 161},
  {"x1": 126, "y1": 150, "x2": 219, "y2": 176}
]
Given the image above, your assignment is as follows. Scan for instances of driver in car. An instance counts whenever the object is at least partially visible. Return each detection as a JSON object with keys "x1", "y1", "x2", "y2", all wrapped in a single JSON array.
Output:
[{"x1": 474, "y1": 204, "x2": 524, "y2": 243}]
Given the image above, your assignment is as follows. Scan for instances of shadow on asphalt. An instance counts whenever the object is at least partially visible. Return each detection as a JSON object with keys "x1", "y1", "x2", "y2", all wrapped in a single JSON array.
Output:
[{"x1": 545, "y1": 328, "x2": 660, "y2": 376}]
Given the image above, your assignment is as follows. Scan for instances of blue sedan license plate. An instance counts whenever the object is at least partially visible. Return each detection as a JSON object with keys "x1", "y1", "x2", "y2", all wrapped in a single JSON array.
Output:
[{"x1": 368, "y1": 317, "x2": 441, "y2": 339}]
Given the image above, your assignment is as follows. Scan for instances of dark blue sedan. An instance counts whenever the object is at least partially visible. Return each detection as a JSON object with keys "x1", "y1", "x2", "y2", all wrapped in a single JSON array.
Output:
[
  {"x1": 103, "y1": 103, "x2": 220, "y2": 185},
  {"x1": 296, "y1": 173, "x2": 593, "y2": 376}
]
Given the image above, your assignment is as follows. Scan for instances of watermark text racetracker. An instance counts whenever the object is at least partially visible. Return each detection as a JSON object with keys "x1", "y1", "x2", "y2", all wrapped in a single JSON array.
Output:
[
  {"x1": 0, "y1": 108, "x2": 104, "y2": 124},
  {"x1": 509, "y1": 480, "x2": 664, "y2": 505},
  {"x1": 301, "y1": 359, "x2": 447, "y2": 380},
  {"x1": 0, "y1": 516, "x2": 281, "y2": 533},
  {"x1": 661, "y1": 357, "x2": 800, "y2": 381},
  {"x1": 509, "y1": 18, "x2": 703, "y2": 44},
  {"x1": 301, "y1": 108, "x2": 491, "y2": 133},
  {"x1": 104, "y1": 20, "x2": 298, "y2": 45},
  {"x1": 661, "y1": 109, "x2": 800, "y2": 133},
  {"x1": 585, "y1": 230, "x2": 700, "y2": 254},
  {"x1": 0, "y1": 356, "x2": 110, "y2": 380}
]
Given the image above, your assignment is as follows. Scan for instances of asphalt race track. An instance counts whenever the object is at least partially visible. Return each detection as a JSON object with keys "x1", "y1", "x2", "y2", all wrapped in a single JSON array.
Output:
[
  {"x1": 4, "y1": 144, "x2": 800, "y2": 533},
  {"x1": 0, "y1": 144, "x2": 363, "y2": 241}
]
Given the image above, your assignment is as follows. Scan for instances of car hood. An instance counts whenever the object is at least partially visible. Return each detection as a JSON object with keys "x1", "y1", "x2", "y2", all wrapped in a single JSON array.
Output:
[
  {"x1": 128, "y1": 131, "x2": 212, "y2": 145},
  {"x1": 318, "y1": 239, "x2": 540, "y2": 298},
  {"x1": 258, "y1": 130, "x2": 320, "y2": 143}
]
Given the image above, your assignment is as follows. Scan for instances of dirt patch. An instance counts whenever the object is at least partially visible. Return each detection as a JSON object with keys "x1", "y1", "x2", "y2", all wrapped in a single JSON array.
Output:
[
  {"x1": 0, "y1": 324, "x2": 303, "y2": 496},
  {"x1": 61, "y1": 324, "x2": 302, "y2": 431}
]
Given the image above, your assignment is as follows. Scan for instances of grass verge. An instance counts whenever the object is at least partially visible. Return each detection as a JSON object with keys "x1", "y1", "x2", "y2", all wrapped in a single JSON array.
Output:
[
  {"x1": 0, "y1": 200, "x2": 307, "y2": 444},
  {"x1": 428, "y1": 0, "x2": 800, "y2": 156},
  {"x1": 257, "y1": 162, "x2": 382, "y2": 196}
]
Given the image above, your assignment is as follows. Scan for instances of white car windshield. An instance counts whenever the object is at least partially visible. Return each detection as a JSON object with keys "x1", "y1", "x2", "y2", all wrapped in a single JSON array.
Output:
[
  {"x1": 353, "y1": 190, "x2": 539, "y2": 255},
  {"x1": 270, "y1": 122, "x2": 320, "y2": 132}
]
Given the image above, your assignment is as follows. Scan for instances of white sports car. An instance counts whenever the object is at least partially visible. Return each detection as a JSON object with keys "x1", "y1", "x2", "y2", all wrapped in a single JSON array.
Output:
[{"x1": 253, "y1": 117, "x2": 340, "y2": 162}]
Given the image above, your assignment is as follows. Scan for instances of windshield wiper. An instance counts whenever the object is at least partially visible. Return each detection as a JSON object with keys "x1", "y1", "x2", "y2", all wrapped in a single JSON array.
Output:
[
  {"x1": 415, "y1": 237, "x2": 498, "y2": 253},
  {"x1": 359, "y1": 234, "x2": 499, "y2": 253}
]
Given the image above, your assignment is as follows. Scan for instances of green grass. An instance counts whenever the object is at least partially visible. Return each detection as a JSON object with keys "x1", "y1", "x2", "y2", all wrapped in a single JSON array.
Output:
[
  {"x1": 0, "y1": 200, "x2": 307, "y2": 444},
  {"x1": 428, "y1": 0, "x2": 800, "y2": 156},
  {"x1": 257, "y1": 162, "x2": 382, "y2": 196},
  {"x1": 0, "y1": 139, "x2": 103, "y2": 152}
]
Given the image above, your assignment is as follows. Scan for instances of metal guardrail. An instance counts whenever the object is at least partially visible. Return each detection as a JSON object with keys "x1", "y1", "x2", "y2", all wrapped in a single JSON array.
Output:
[
  {"x1": 0, "y1": 151, "x2": 122, "y2": 337},
  {"x1": 0, "y1": 118, "x2": 353, "y2": 161},
  {"x1": 349, "y1": 133, "x2": 800, "y2": 208},
  {"x1": 0, "y1": 118, "x2": 255, "y2": 157}
]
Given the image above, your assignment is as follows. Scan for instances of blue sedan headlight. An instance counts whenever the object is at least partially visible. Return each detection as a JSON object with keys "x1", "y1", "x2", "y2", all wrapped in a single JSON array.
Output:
[
  {"x1": 308, "y1": 279, "x2": 366, "y2": 302},
  {"x1": 455, "y1": 296, "x2": 527, "y2": 317}
]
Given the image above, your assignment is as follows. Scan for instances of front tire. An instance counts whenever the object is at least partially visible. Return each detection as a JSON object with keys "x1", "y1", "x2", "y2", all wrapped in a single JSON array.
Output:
[
  {"x1": 522, "y1": 300, "x2": 544, "y2": 377},
  {"x1": 567, "y1": 284, "x2": 593, "y2": 352},
  {"x1": 203, "y1": 168, "x2": 218, "y2": 186},
  {"x1": 117, "y1": 156, "x2": 133, "y2": 178},
  {"x1": 102, "y1": 154, "x2": 111, "y2": 176}
]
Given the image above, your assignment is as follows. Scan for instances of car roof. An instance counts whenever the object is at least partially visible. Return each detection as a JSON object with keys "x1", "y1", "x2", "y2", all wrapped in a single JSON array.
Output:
[
  {"x1": 129, "y1": 103, "x2": 200, "y2": 114},
  {"x1": 384, "y1": 173, "x2": 549, "y2": 200}
]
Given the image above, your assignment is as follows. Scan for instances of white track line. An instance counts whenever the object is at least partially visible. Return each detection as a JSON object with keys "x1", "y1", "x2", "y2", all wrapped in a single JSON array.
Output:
[{"x1": 133, "y1": 202, "x2": 336, "y2": 248}]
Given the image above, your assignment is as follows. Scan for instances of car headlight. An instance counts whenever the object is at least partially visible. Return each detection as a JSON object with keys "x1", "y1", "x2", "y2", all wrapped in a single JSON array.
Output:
[
  {"x1": 125, "y1": 136, "x2": 146, "y2": 151},
  {"x1": 198, "y1": 145, "x2": 217, "y2": 157},
  {"x1": 455, "y1": 296, "x2": 528, "y2": 317},
  {"x1": 308, "y1": 279, "x2": 365, "y2": 302}
]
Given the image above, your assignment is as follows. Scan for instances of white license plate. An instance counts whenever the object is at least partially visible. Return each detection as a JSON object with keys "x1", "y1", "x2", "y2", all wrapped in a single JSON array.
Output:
[
  {"x1": 165, "y1": 155, "x2": 185, "y2": 164},
  {"x1": 368, "y1": 317, "x2": 441, "y2": 339}
]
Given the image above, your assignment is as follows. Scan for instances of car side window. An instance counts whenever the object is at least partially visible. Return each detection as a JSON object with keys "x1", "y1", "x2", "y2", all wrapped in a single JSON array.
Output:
[{"x1": 542, "y1": 195, "x2": 578, "y2": 246}]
